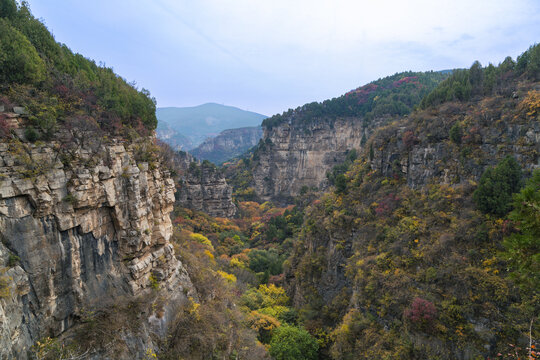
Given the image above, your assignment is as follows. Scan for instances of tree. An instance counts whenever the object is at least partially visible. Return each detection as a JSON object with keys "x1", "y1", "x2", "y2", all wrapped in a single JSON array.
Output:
[
  {"x1": 469, "y1": 60, "x2": 483, "y2": 95},
  {"x1": 0, "y1": 0, "x2": 17, "y2": 19},
  {"x1": 502, "y1": 169, "x2": 540, "y2": 292},
  {"x1": 335, "y1": 174, "x2": 347, "y2": 194},
  {"x1": 0, "y1": 18, "x2": 45, "y2": 84},
  {"x1": 473, "y1": 156, "x2": 522, "y2": 216},
  {"x1": 269, "y1": 325, "x2": 319, "y2": 360},
  {"x1": 449, "y1": 123, "x2": 462, "y2": 144}
]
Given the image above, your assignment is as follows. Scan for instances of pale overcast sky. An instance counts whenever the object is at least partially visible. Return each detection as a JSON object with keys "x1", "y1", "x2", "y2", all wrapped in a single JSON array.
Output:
[{"x1": 28, "y1": 0, "x2": 540, "y2": 115}]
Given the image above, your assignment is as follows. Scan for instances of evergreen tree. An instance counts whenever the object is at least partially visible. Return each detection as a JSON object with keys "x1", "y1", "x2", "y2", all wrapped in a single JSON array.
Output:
[{"x1": 473, "y1": 156, "x2": 522, "y2": 216}]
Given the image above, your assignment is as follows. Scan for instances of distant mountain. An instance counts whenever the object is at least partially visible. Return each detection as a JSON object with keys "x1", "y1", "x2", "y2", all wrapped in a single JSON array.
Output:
[
  {"x1": 156, "y1": 103, "x2": 267, "y2": 148},
  {"x1": 190, "y1": 126, "x2": 263, "y2": 164},
  {"x1": 156, "y1": 120, "x2": 193, "y2": 150}
]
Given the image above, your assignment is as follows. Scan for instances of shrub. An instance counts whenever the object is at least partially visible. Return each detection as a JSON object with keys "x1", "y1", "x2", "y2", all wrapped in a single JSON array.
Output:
[
  {"x1": 24, "y1": 126, "x2": 39, "y2": 142},
  {"x1": 189, "y1": 233, "x2": 214, "y2": 250},
  {"x1": 404, "y1": 297, "x2": 437, "y2": 331},
  {"x1": 502, "y1": 169, "x2": 540, "y2": 293},
  {"x1": 269, "y1": 325, "x2": 319, "y2": 360}
]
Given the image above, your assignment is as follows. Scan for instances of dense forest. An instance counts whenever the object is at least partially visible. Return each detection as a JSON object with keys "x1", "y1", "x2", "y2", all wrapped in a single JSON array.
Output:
[{"x1": 262, "y1": 71, "x2": 449, "y2": 129}]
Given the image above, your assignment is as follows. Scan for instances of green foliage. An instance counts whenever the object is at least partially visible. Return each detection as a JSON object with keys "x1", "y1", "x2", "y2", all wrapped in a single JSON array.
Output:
[
  {"x1": 420, "y1": 69, "x2": 471, "y2": 108},
  {"x1": 8, "y1": 254, "x2": 20, "y2": 267},
  {"x1": 0, "y1": 0, "x2": 17, "y2": 19},
  {"x1": 473, "y1": 156, "x2": 522, "y2": 216},
  {"x1": 24, "y1": 126, "x2": 39, "y2": 142},
  {"x1": 422, "y1": 44, "x2": 540, "y2": 109},
  {"x1": 516, "y1": 43, "x2": 540, "y2": 80},
  {"x1": 269, "y1": 325, "x2": 319, "y2": 360},
  {"x1": 263, "y1": 71, "x2": 449, "y2": 129},
  {"x1": 334, "y1": 174, "x2": 347, "y2": 194},
  {"x1": 0, "y1": 1, "x2": 157, "y2": 134},
  {"x1": 248, "y1": 248, "x2": 283, "y2": 276},
  {"x1": 327, "y1": 148, "x2": 357, "y2": 187},
  {"x1": 0, "y1": 18, "x2": 45, "y2": 85},
  {"x1": 449, "y1": 123, "x2": 462, "y2": 144},
  {"x1": 502, "y1": 169, "x2": 540, "y2": 293}
]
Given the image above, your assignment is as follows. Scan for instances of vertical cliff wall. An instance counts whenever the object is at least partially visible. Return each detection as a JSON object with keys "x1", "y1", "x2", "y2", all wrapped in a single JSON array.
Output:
[
  {"x1": 176, "y1": 155, "x2": 237, "y2": 218},
  {"x1": 0, "y1": 131, "x2": 193, "y2": 358},
  {"x1": 251, "y1": 117, "x2": 386, "y2": 201}
]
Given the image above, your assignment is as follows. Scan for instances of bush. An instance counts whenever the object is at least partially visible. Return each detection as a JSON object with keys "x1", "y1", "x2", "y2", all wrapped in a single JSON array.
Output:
[
  {"x1": 269, "y1": 325, "x2": 319, "y2": 360},
  {"x1": 24, "y1": 126, "x2": 39, "y2": 142},
  {"x1": 404, "y1": 297, "x2": 437, "y2": 331},
  {"x1": 473, "y1": 156, "x2": 522, "y2": 216}
]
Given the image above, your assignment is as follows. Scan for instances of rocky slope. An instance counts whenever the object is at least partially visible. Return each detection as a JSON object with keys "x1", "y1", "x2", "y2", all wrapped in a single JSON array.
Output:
[
  {"x1": 0, "y1": 114, "x2": 194, "y2": 358},
  {"x1": 190, "y1": 126, "x2": 263, "y2": 164},
  {"x1": 285, "y1": 72, "x2": 540, "y2": 359}
]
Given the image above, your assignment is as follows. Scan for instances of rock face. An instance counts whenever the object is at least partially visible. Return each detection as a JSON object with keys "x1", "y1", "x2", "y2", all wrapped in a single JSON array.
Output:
[
  {"x1": 252, "y1": 117, "x2": 385, "y2": 201},
  {"x1": 0, "y1": 136, "x2": 193, "y2": 358},
  {"x1": 370, "y1": 100, "x2": 540, "y2": 188},
  {"x1": 190, "y1": 126, "x2": 263, "y2": 164},
  {"x1": 177, "y1": 158, "x2": 236, "y2": 217}
]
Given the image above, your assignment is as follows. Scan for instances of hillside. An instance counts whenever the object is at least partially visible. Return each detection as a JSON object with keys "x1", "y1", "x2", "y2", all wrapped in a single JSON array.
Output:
[
  {"x1": 1, "y1": 1, "x2": 539, "y2": 359},
  {"x1": 157, "y1": 103, "x2": 267, "y2": 148},
  {"x1": 190, "y1": 126, "x2": 263, "y2": 164},
  {"x1": 285, "y1": 45, "x2": 540, "y2": 359}
]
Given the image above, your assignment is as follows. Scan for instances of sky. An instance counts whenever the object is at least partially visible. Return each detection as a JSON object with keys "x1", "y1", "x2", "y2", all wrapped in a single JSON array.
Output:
[{"x1": 28, "y1": 0, "x2": 540, "y2": 116}]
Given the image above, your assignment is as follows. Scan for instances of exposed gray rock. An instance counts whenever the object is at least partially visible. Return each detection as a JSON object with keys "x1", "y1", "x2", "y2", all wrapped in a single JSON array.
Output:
[
  {"x1": 251, "y1": 117, "x2": 387, "y2": 201},
  {"x1": 177, "y1": 158, "x2": 236, "y2": 217},
  {"x1": 0, "y1": 137, "x2": 193, "y2": 359}
]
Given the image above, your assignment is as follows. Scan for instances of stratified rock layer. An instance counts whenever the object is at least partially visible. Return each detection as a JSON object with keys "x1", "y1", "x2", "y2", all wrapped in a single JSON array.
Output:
[
  {"x1": 0, "y1": 137, "x2": 192, "y2": 358},
  {"x1": 252, "y1": 117, "x2": 386, "y2": 201},
  {"x1": 178, "y1": 158, "x2": 236, "y2": 218}
]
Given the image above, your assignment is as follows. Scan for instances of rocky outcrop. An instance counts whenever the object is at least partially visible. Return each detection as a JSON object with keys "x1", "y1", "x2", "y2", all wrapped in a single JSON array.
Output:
[
  {"x1": 0, "y1": 133, "x2": 193, "y2": 358},
  {"x1": 370, "y1": 95, "x2": 540, "y2": 187},
  {"x1": 252, "y1": 117, "x2": 386, "y2": 201},
  {"x1": 190, "y1": 126, "x2": 263, "y2": 164},
  {"x1": 177, "y1": 159, "x2": 236, "y2": 218}
]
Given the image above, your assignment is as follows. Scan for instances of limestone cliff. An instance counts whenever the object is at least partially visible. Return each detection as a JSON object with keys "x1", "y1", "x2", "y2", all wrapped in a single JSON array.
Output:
[
  {"x1": 251, "y1": 117, "x2": 384, "y2": 201},
  {"x1": 176, "y1": 154, "x2": 236, "y2": 217},
  {"x1": 248, "y1": 71, "x2": 449, "y2": 202},
  {"x1": 0, "y1": 120, "x2": 193, "y2": 358}
]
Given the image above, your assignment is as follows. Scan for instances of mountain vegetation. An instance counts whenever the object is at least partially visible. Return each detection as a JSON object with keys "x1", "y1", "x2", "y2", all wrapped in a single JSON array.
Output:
[
  {"x1": 0, "y1": 0, "x2": 157, "y2": 140},
  {"x1": 262, "y1": 71, "x2": 449, "y2": 129},
  {"x1": 1, "y1": 2, "x2": 539, "y2": 358}
]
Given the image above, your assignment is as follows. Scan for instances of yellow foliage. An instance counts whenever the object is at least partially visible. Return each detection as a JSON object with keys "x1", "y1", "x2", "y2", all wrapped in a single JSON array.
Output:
[
  {"x1": 189, "y1": 233, "x2": 214, "y2": 251},
  {"x1": 204, "y1": 249, "x2": 214, "y2": 260},
  {"x1": 230, "y1": 257, "x2": 245, "y2": 268},
  {"x1": 217, "y1": 270, "x2": 237, "y2": 283},
  {"x1": 520, "y1": 90, "x2": 540, "y2": 117}
]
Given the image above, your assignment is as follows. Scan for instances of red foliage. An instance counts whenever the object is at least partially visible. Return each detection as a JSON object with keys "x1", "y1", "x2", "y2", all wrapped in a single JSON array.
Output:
[
  {"x1": 404, "y1": 297, "x2": 437, "y2": 328},
  {"x1": 392, "y1": 76, "x2": 420, "y2": 88},
  {"x1": 374, "y1": 193, "x2": 400, "y2": 217}
]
